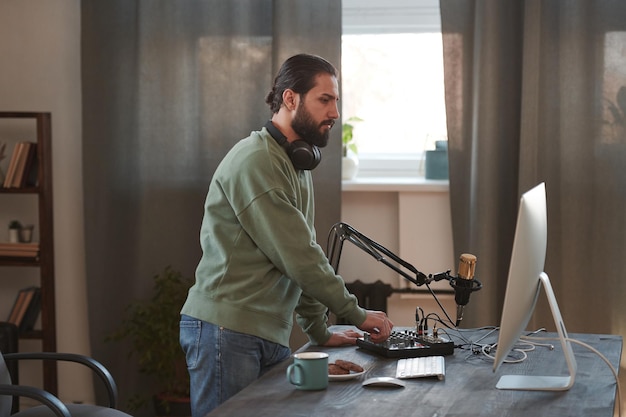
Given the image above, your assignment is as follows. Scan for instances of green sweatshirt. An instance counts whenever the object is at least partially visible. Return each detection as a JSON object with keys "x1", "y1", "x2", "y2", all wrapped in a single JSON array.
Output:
[{"x1": 181, "y1": 127, "x2": 366, "y2": 347}]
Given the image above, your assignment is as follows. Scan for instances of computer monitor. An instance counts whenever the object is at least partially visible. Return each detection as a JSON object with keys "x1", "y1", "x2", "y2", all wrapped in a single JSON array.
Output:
[{"x1": 492, "y1": 182, "x2": 577, "y2": 391}]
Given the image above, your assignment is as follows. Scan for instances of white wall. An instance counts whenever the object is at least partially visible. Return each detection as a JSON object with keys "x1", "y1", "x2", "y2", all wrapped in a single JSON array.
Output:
[
  {"x1": 0, "y1": 0, "x2": 93, "y2": 404},
  {"x1": 340, "y1": 185, "x2": 457, "y2": 328}
]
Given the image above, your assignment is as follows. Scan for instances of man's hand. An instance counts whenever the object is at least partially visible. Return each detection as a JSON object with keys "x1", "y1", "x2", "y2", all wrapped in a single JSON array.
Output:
[
  {"x1": 358, "y1": 310, "x2": 394, "y2": 343},
  {"x1": 323, "y1": 329, "x2": 363, "y2": 346}
]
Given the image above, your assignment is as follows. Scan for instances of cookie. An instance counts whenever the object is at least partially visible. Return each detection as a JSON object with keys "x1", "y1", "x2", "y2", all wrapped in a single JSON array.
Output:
[
  {"x1": 334, "y1": 359, "x2": 364, "y2": 373},
  {"x1": 328, "y1": 363, "x2": 350, "y2": 375}
]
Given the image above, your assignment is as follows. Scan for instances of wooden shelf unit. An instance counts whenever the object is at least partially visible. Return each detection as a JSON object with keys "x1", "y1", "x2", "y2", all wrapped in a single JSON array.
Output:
[{"x1": 0, "y1": 111, "x2": 57, "y2": 394}]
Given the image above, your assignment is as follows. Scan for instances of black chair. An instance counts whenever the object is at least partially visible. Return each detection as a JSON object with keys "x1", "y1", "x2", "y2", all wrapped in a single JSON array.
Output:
[
  {"x1": 0, "y1": 348, "x2": 132, "y2": 417},
  {"x1": 0, "y1": 323, "x2": 19, "y2": 414},
  {"x1": 337, "y1": 280, "x2": 394, "y2": 324}
]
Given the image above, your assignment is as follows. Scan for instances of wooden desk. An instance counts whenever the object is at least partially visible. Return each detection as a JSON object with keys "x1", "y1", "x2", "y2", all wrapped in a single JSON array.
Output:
[{"x1": 207, "y1": 326, "x2": 622, "y2": 417}]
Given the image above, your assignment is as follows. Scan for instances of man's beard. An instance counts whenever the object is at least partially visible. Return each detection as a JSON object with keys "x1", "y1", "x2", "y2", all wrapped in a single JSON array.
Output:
[{"x1": 291, "y1": 102, "x2": 333, "y2": 148}]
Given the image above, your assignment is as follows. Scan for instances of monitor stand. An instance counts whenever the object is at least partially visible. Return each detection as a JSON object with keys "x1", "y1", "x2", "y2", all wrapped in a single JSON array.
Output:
[{"x1": 496, "y1": 272, "x2": 578, "y2": 391}]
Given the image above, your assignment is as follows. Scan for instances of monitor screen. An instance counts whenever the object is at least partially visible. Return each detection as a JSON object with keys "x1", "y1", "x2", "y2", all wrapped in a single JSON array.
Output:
[
  {"x1": 492, "y1": 182, "x2": 577, "y2": 390},
  {"x1": 492, "y1": 182, "x2": 547, "y2": 373}
]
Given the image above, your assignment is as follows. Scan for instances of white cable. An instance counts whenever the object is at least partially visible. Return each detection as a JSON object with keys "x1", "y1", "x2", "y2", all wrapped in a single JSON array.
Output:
[
  {"x1": 522, "y1": 335, "x2": 622, "y2": 417},
  {"x1": 480, "y1": 342, "x2": 528, "y2": 364}
]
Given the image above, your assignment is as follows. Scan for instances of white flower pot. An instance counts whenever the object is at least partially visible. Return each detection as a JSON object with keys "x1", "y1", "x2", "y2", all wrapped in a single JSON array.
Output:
[
  {"x1": 342, "y1": 155, "x2": 359, "y2": 180},
  {"x1": 8, "y1": 228, "x2": 19, "y2": 243}
]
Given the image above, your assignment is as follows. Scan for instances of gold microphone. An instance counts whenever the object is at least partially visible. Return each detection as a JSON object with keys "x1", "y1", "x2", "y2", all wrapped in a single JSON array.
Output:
[{"x1": 455, "y1": 253, "x2": 477, "y2": 326}]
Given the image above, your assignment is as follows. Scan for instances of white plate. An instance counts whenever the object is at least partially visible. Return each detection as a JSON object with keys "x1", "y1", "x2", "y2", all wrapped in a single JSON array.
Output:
[{"x1": 328, "y1": 370, "x2": 366, "y2": 381}]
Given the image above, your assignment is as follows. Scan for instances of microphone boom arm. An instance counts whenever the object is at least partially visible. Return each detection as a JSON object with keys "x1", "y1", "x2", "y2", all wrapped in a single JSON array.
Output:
[
  {"x1": 328, "y1": 222, "x2": 433, "y2": 288},
  {"x1": 327, "y1": 222, "x2": 482, "y2": 327}
]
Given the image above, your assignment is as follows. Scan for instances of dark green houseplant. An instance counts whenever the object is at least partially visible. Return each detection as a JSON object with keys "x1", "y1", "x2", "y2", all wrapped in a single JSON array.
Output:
[{"x1": 108, "y1": 266, "x2": 194, "y2": 415}]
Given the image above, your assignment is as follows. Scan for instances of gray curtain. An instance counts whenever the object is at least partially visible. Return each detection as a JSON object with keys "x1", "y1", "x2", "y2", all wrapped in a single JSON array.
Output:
[
  {"x1": 441, "y1": 0, "x2": 626, "y2": 374},
  {"x1": 81, "y1": 1, "x2": 341, "y2": 412}
]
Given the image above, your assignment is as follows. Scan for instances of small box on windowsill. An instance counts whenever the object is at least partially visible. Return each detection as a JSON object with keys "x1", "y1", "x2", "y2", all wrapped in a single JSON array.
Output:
[{"x1": 425, "y1": 141, "x2": 449, "y2": 180}]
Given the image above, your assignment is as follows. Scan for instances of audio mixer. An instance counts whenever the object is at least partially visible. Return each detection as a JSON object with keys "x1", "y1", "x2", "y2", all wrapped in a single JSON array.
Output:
[{"x1": 356, "y1": 329, "x2": 455, "y2": 358}]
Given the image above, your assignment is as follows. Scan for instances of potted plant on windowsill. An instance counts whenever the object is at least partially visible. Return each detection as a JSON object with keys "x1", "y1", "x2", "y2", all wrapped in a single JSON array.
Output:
[
  {"x1": 342, "y1": 116, "x2": 363, "y2": 180},
  {"x1": 107, "y1": 266, "x2": 194, "y2": 416}
]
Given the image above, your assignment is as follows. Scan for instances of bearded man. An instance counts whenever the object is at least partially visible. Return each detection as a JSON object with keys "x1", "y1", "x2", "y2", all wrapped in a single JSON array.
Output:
[{"x1": 180, "y1": 53, "x2": 393, "y2": 417}]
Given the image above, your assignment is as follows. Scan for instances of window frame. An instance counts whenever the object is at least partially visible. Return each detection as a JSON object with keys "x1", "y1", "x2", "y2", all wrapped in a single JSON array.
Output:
[{"x1": 342, "y1": 0, "x2": 444, "y2": 180}]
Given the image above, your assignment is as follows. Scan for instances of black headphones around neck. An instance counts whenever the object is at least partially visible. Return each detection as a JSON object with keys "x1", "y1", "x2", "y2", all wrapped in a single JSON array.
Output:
[{"x1": 264, "y1": 121, "x2": 321, "y2": 170}]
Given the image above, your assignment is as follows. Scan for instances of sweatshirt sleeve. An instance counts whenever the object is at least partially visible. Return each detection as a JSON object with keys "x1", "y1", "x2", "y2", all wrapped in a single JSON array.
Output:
[{"x1": 294, "y1": 291, "x2": 333, "y2": 345}]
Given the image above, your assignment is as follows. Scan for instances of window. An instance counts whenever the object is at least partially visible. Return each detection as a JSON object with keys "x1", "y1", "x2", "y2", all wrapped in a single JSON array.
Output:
[{"x1": 342, "y1": 0, "x2": 446, "y2": 178}]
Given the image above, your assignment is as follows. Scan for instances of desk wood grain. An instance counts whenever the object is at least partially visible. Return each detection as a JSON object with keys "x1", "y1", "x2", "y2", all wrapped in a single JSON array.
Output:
[{"x1": 207, "y1": 327, "x2": 622, "y2": 417}]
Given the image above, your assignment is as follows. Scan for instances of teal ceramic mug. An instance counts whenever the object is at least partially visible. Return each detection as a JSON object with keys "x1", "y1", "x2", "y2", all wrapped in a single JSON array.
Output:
[{"x1": 286, "y1": 352, "x2": 329, "y2": 390}]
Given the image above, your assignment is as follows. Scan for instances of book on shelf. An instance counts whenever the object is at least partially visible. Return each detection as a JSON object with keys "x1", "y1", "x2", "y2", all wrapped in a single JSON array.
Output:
[
  {"x1": 2, "y1": 142, "x2": 19, "y2": 187},
  {"x1": 0, "y1": 243, "x2": 39, "y2": 249},
  {"x1": 23, "y1": 143, "x2": 38, "y2": 187},
  {"x1": 6, "y1": 286, "x2": 41, "y2": 332},
  {"x1": 14, "y1": 142, "x2": 36, "y2": 188},
  {"x1": 0, "y1": 242, "x2": 39, "y2": 258},
  {"x1": 7, "y1": 290, "x2": 27, "y2": 324},
  {"x1": 2, "y1": 141, "x2": 37, "y2": 188},
  {"x1": 11, "y1": 142, "x2": 28, "y2": 187}
]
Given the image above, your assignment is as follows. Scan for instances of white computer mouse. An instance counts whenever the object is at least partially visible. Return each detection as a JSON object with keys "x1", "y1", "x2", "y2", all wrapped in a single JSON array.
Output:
[{"x1": 362, "y1": 377, "x2": 406, "y2": 388}]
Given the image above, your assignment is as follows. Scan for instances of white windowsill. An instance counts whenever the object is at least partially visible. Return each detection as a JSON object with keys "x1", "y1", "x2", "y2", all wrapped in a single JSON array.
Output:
[{"x1": 342, "y1": 177, "x2": 449, "y2": 192}]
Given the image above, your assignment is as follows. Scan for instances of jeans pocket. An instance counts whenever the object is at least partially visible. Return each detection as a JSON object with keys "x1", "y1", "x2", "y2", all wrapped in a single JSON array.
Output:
[{"x1": 180, "y1": 316, "x2": 202, "y2": 369}]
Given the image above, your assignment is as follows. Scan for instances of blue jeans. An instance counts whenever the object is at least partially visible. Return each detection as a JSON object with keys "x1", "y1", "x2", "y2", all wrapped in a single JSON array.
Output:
[{"x1": 179, "y1": 315, "x2": 291, "y2": 417}]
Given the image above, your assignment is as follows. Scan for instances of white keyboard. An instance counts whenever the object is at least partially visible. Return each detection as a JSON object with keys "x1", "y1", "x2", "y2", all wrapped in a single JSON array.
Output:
[{"x1": 395, "y1": 356, "x2": 445, "y2": 380}]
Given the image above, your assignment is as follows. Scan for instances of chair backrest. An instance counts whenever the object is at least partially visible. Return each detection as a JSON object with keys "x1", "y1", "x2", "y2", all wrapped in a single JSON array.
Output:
[
  {"x1": 0, "y1": 352, "x2": 10, "y2": 384},
  {"x1": 0, "y1": 322, "x2": 19, "y2": 416},
  {"x1": 1, "y1": 351, "x2": 13, "y2": 417},
  {"x1": 337, "y1": 280, "x2": 394, "y2": 324},
  {"x1": 345, "y1": 280, "x2": 393, "y2": 312}
]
